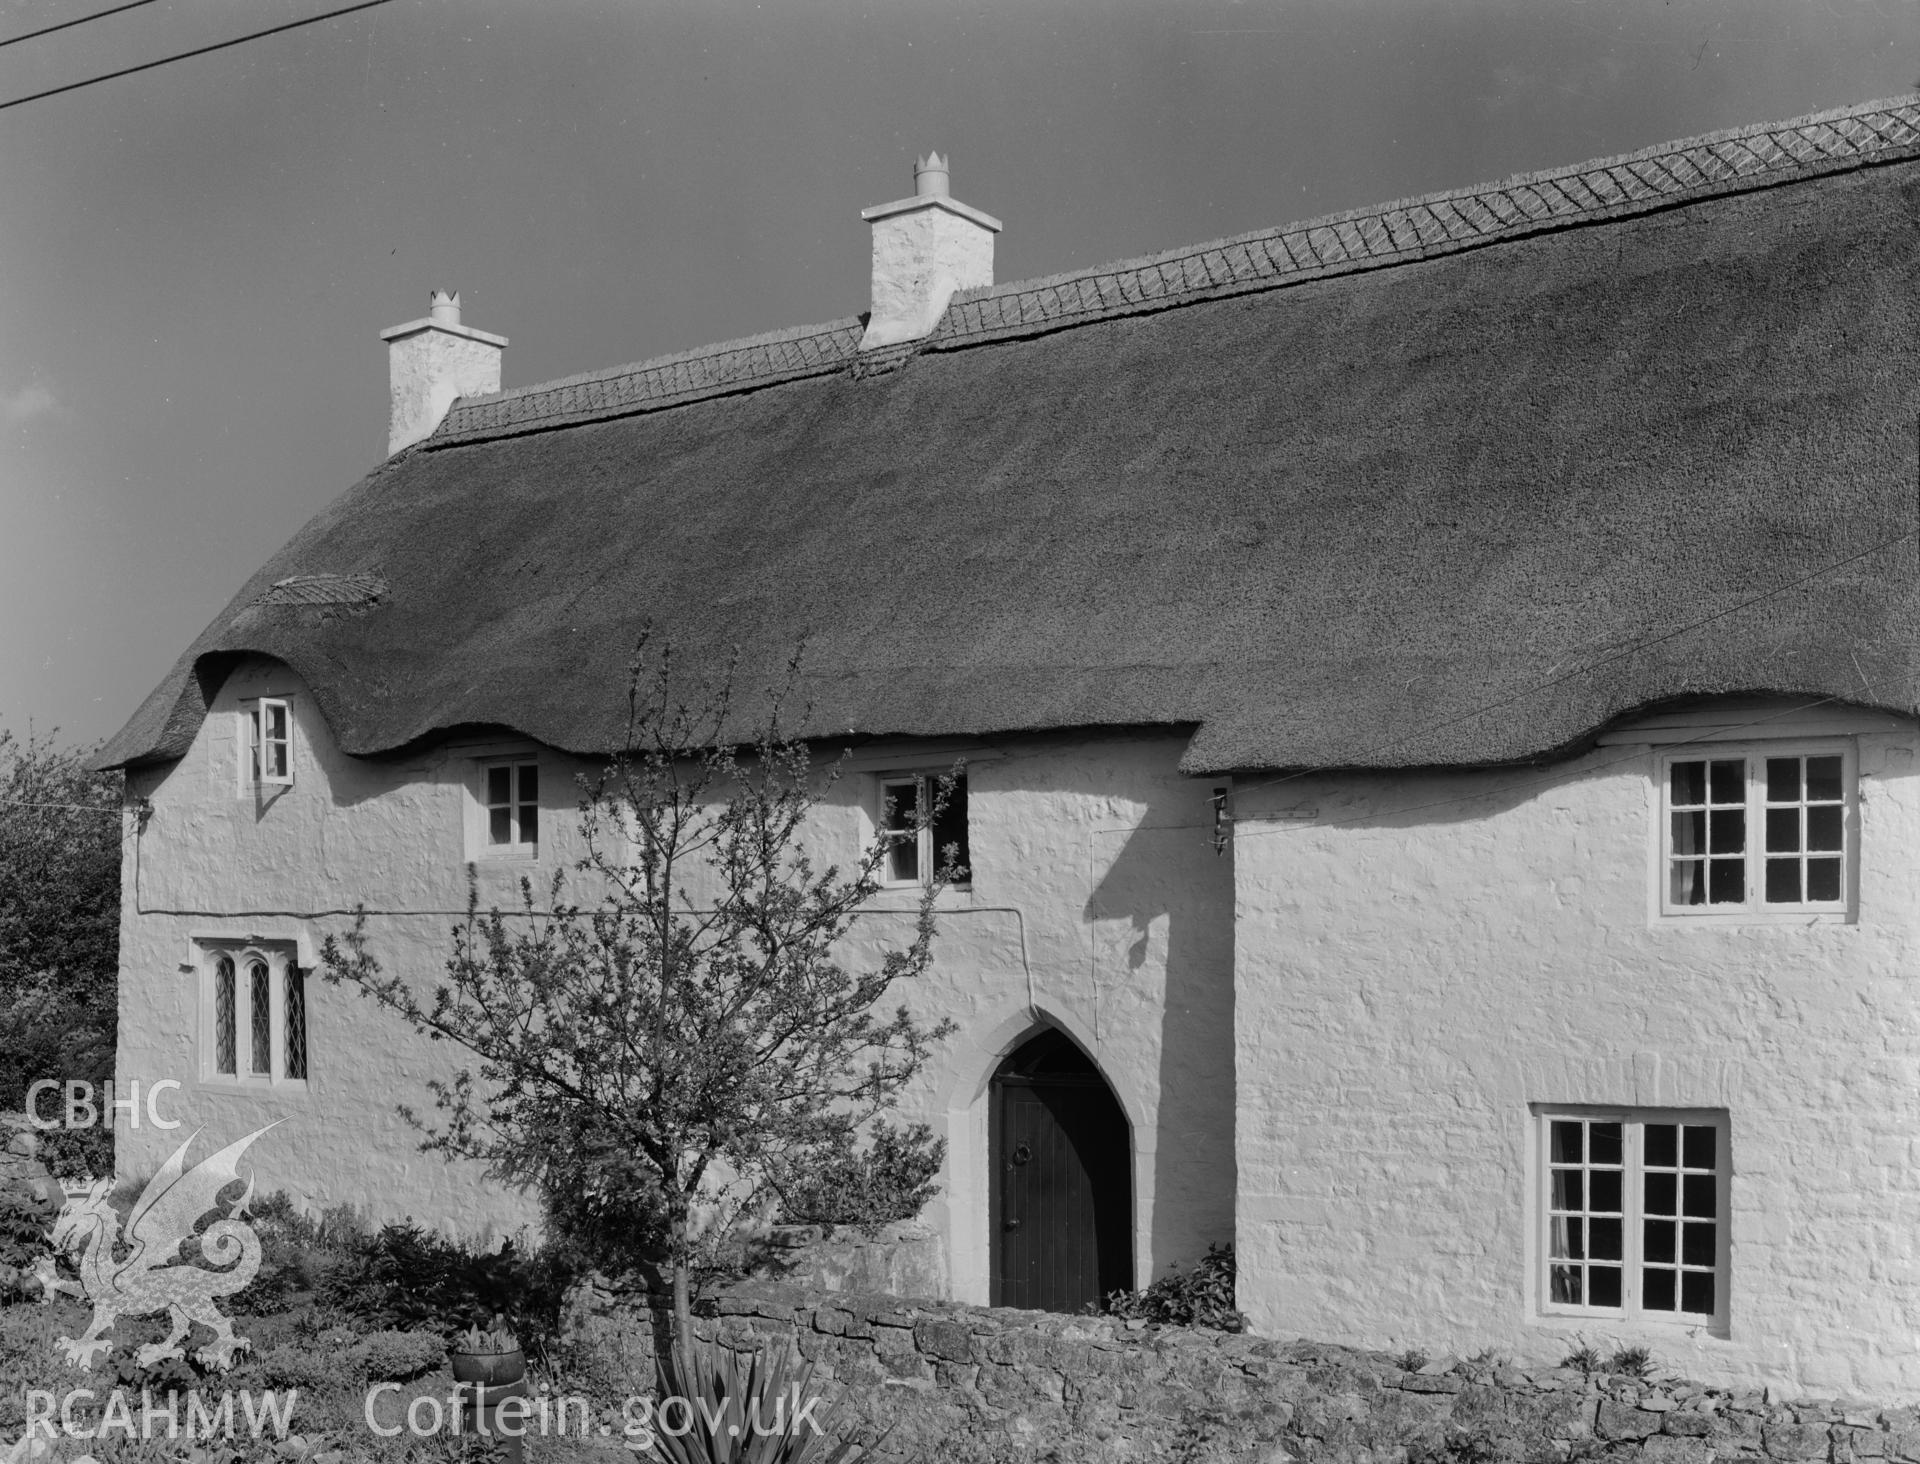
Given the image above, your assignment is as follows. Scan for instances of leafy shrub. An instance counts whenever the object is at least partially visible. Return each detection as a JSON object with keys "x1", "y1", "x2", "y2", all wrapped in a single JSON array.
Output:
[
  {"x1": 227, "y1": 1190, "x2": 364, "y2": 1316},
  {"x1": 535, "y1": 1132, "x2": 673, "y2": 1281},
  {"x1": 314, "y1": 1219, "x2": 570, "y2": 1348},
  {"x1": 33, "y1": 1117, "x2": 113, "y2": 1184},
  {"x1": 252, "y1": 1342, "x2": 357, "y2": 1396},
  {"x1": 0, "y1": 1185, "x2": 54, "y2": 1273},
  {"x1": 1394, "y1": 1348, "x2": 1430, "y2": 1372},
  {"x1": 1560, "y1": 1342, "x2": 1601, "y2": 1373},
  {"x1": 350, "y1": 1329, "x2": 446, "y2": 1381},
  {"x1": 1101, "y1": 1242, "x2": 1243, "y2": 1331},
  {"x1": 108, "y1": 1344, "x2": 223, "y2": 1403},
  {"x1": 0, "y1": 729, "x2": 122, "y2": 1184},
  {"x1": 1607, "y1": 1344, "x2": 1653, "y2": 1378},
  {"x1": 775, "y1": 1123, "x2": 946, "y2": 1235}
]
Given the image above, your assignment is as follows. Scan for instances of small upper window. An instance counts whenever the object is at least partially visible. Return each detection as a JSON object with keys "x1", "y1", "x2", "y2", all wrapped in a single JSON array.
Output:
[
  {"x1": 1660, "y1": 745, "x2": 1851, "y2": 916},
  {"x1": 880, "y1": 773, "x2": 969, "y2": 887},
  {"x1": 248, "y1": 698, "x2": 294, "y2": 787},
  {"x1": 483, "y1": 761, "x2": 540, "y2": 855}
]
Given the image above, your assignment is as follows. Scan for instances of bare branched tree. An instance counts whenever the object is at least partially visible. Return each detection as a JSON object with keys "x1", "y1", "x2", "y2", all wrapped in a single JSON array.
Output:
[{"x1": 321, "y1": 642, "x2": 960, "y2": 1344}]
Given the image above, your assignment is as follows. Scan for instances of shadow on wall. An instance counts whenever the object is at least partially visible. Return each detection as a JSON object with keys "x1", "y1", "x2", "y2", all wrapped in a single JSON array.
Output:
[
  {"x1": 1084, "y1": 790, "x2": 1236, "y2": 1284},
  {"x1": 1258, "y1": 695, "x2": 1920, "y2": 834}
]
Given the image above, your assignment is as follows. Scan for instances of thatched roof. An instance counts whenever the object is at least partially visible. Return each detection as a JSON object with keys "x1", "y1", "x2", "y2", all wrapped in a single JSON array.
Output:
[{"x1": 98, "y1": 100, "x2": 1920, "y2": 776}]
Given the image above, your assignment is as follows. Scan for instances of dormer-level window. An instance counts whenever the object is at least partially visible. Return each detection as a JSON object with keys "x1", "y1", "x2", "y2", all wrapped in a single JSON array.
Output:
[
  {"x1": 248, "y1": 698, "x2": 294, "y2": 787},
  {"x1": 483, "y1": 760, "x2": 539, "y2": 855},
  {"x1": 1660, "y1": 743, "x2": 1852, "y2": 916},
  {"x1": 880, "y1": 772, "x2": 969, "y2": 887}
]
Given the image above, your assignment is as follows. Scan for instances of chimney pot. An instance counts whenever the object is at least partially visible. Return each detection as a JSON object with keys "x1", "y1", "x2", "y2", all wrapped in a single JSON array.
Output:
[
  {"x1": 378, "y1": 289, "x2": 506, "y2": 457},
  {"x1": 913, "y1": 151, "x2": 950, "y2": 198},
  {"x1": 860, "y1": 151, "x2": 1001, "y2": 350}
]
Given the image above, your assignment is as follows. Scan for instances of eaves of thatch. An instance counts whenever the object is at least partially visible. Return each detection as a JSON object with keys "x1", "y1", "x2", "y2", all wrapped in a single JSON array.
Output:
[{"x1": 97, "y1": 99, "x2": 1920, "y2": 777}]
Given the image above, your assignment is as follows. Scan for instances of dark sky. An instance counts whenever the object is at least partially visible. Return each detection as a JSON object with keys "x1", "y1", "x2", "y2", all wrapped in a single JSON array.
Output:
[{"x1": 4, "y1": 0, "x2": 1917, "y2": 746}]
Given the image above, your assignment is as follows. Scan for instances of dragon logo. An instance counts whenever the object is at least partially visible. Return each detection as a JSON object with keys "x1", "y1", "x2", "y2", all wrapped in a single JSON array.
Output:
[{"x1": 46, "y1": 1123, "x2": 277, "y2": 1371}]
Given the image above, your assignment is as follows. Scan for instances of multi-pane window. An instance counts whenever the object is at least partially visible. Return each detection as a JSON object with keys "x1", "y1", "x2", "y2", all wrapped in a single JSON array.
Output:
[
  {"x1": 248, "y1": 698, "x2": 293, "y2": 787},
  {"x1": 1761, "y1": 755, "x2": 1845, "y2": 904},
  {"x1": 202, "y1": 944, "x2": 309, "y2": 1085},
  {"x1": 1662, "y1": 746, "x2": 1849, "y2": 914},
  {"x1": 1543, "y1": 1111, "x2": 1727, "y2": 1325},
  {"x1": 484, "y1": 762, "x2": 539, "y2": 853},
  {"x1": 880, "y1": 773, "x2": 970, "y2": 886}
]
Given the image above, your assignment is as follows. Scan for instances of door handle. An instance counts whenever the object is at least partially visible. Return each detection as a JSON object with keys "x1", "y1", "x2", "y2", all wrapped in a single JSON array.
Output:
[{"x1": 1004, "y1": 1218, "x2": 1021, "y2": 1231}]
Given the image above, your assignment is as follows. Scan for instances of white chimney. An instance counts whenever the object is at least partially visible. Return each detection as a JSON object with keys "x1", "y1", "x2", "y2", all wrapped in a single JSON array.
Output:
[
  {"x1": 860, "y1": 152, "x2": 1001, "y2": 350},
  {"x1": 379, "y1": 290, "x2": 506, "y2": 456}
]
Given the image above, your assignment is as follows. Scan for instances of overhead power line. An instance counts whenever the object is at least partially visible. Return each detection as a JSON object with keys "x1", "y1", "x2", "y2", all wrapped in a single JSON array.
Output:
[
  {"x1": 0, "y1": 0, "x2": 395, "y2": 113},
  {"x1": 0, "y1": 0, "x2": 160, "y2": 51}
]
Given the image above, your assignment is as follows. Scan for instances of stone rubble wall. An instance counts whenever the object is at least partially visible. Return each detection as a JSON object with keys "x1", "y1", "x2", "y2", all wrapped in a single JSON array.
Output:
[
  {"x1": 565, "y1": 1275, "x2": 1920, "y2": 1463},
  {"x1": 748, "y1": 1221, "x2": 951, "y2": 1301}
]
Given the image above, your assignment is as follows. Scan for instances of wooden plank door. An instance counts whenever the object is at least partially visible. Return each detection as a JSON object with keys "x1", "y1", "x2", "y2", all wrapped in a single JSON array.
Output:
[{"x1": 990, "y1": 1036, "x2": 1132, "y2": 1311}]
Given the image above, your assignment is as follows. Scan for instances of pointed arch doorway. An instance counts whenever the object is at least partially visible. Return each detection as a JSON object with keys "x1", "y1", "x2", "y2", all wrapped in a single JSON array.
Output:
[{"x1": 989, "y1": 1029, "x2": 1133, "y2": 1311}]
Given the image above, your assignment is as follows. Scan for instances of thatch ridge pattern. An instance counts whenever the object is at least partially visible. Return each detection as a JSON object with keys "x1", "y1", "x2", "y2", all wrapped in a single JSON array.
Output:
[
  {"x1": 436, "y1": 318, "x2": 866, "y2": 445},
  {"x1": 429, "y1": 98, "x2": 1920, "y2": 444},
  {"x1": 926, "y1": 99, "x2": 1920, "y2": 348}
]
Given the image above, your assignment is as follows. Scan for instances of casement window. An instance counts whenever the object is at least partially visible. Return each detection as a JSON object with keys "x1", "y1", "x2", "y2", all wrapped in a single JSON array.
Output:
[
  {"x1": 481, "y1": 760, "x2": 540, "y2": 856},
  {"x1": 203, "y1": 943, "x2": 308, "y2": 1086},
  {"x1": 246, "y1": 697, "x2": 294, "y2": 788},
  {"x1": 879, "y1": 772, "x2": 969, "y2": 887},
  {"x1": 1660, "y1": 744, "x2": 1852, "y2": 916},
  {"x1": 1540, "y1": 1110, "x2": 1728, "y2": 1327}
]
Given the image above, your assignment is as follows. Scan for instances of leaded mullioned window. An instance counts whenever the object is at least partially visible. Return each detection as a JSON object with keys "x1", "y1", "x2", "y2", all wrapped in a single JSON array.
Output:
[{"x1": 200, "y1": 943, "x2": 310, "y2": 1087}]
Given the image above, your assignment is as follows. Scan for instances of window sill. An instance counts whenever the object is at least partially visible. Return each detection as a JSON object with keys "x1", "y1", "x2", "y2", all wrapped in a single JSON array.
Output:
[
  {"x1": 1655, "y1": 908, "x2": 1853, "y2": 927},
  {"x1": 872, "y1": 881, "x2": 975, "y2": 903},
  {"x1": 1533, "y1": 1307, "x2": 1729, "y2": 1339},
  {"x1": 199, "y1": 1077, "x2": 309, "y2": 1094}
]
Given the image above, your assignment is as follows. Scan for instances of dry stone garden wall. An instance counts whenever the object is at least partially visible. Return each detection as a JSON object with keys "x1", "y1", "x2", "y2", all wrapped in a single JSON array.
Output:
[{"x1": 565, "y1": 1275, "x2": 1920, "y2": 1463}]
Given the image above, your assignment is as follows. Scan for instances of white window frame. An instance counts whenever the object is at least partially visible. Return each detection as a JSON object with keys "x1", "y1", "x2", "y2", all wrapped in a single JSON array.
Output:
[
  {"x1": 1536, "y1": 1107, "x2": 1730, "y2": 1333},
  {"x1": 1655, "y1": 740, "x2": 1855, "y2": 922},
  {"x1": 474, "y1": 757, "x2": 541, "y2": 860},
  {"x1": 875, "y1": 770, "x2": 970, "y2": 889},
  {"x1": 242, "y1": 696, "x2": 295, "y2": 789},
  {"x1": 199, "y1": 942, "x2": 309, "y2": 1089}
]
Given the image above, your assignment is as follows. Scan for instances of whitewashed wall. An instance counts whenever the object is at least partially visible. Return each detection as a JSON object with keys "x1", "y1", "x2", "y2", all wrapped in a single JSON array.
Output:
[
  {"x1": 115, "y1": 656, "x2": 1238, "y2": 1292},
  {"x1": 1231, "y1": 702, "x2": 1920, "y2": 1400}
]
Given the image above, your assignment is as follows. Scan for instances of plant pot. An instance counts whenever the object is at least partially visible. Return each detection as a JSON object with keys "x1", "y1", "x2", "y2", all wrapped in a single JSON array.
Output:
[{"x1": 449, "y1": 1348, "x2": 525, "y2": 1387}]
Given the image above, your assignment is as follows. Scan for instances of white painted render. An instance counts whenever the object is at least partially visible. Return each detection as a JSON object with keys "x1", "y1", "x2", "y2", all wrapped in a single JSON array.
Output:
[
  {"x1": 859, "y1": 196, "x2": 999, "y2": 349},
  {"x1": 1230, "y1": 701, "x2": 1920, "y2": 1400},
  {"x1": 114, "y1": 655, "x2": 1238, "y2": 1296},
  {"x1": 380, "y1": 309, "x2": 506, "y2": 456},
  {"x1": 121, "y1": 658, "x2": 1919, "y2": 1394}
]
